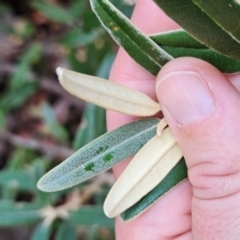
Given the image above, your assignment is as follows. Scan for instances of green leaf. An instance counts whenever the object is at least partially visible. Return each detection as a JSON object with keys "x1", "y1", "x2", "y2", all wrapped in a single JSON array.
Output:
[
  {"x1": 55, "y1": 222, "x2": 77, "y2": 240},
  {"x1": 151, "y1": 30, "x2": 207, "y2": 49},
  {"x1": 0, "y1": 170, "x2": 35, "y2": 191},
  {"x1": 38, "y1": 118, "x2": 159, "y2": 192},
  {"x1": 193, "y1": 0, "x2": 240, "y2": 43},
  {"x1": 121, "y1": 158, "x2": 187, "y2": 221},
  {"x1": 0, "y1": 200, "x2": 16, "y2": 211},
  {"x1": 0, "y1": 82, "x2": 38, "y2": 112},
  {"x1": 96, "y1": 51, "x2": 116, "y2": 79},
  {"x1": 154, "y1": 0, "x2": 240, "y2": 61},
  {"x1": 150, "y1": 30, "x2": 240, "y2": 73},
  {"x1": 68, "y1": 206, "x2": 114, "y2": 228},
  {"x1": 10, "y1": 42, "x2": 42, "y2": 90},
  {"x1": 72, "y1": 103, "x2": 106, "y2": 150},
  {"x1": 90, "y1": 0, "x2": 173, "y2": 76},
  {"x1": 0, "y1": 203, "x2": 41, "y2": 226},
  {"x1": 31, "y1": 221, "x2": 52, "y2": 240},
  {"x1": 60, "y1": 28, "x2": 105, "y2": 48},
  {"x1": 41, "y1": 102, "x2": 69, "y2": 142},
  {"x1": 31, "y1": 1, "x2": 74, "y2": 24},
  {"x1": 0, "y1": 109, "x2": 6, "y2": 130}
]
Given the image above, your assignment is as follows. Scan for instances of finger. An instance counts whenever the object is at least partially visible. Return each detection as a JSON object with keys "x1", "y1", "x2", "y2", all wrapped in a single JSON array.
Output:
[
  {"x1": 227, "y1": 73, "x2": 240, "y2": 92},
  {"x1": 156, "y1": 57, "x2": 240, "y2": 239},
  {"x1": 115, "y1": 180, "x2": 192, "y2": 240},
  {"x1": 108, "y1": 0, "x2": 179, "y2": 178}
]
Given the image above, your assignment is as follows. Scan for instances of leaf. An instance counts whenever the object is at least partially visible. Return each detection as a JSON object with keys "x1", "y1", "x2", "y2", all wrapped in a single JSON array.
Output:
[
  {"x1": 72, "y1": 103, "x2": 106, "y2": 150},
  {"x1": 154, "y1": 0, "x2": 240, "y2": 61},
  {"x1": 0, "y1": 82, "x2": 38, "y2": 112},
  {"x1": 37, "y1": 118, "x2": 160, "y2": 192},
  {"x1": 193, "y1": 0, "x2": 240, "y2": 43},
  {"x1": 31, "y1": 221, "x2": 52, "y2": 240},
  {"x1": 41, "y1": 102, "x2": 69, "y2": 142},
  {"x1": 55, "y1": 222, "x2": 77, "y2": 240},
  {"x1": 90, "y1": 0, "x2": 173, "y2": 76},
  {"x1": 68, "y1": 206, "x2": 114, "y2": 228},
  {"x1": 0, "y1": 170, "x2": 35, "y2": 191},
  {"x1": 0, "y1": 203, "x2": 41, "y2": 226},
  {"x1": 150, "y1": 30, "x2": 240, "y2": 73},
  {"x1": 0, "y1": 109, "x2": 6, "y2": 130},
  {"x1": 60, "y1": 28, "x2": 105, "y2": 48},
  {"x1": 96, "y1": 51, "x2": 116, "y2": 79},
  {"x1": 150, "y1": 30, "x2": 207, "y2": 49},
  {"x1": 31, "y1": 1, "x2": 74, "y2": 24},
  {"x1": 10, "y1": 42, "x2": 42, "y2": 90},
  {"x1": 104, "y1": 127, "x2": 182, "y2": 218},
  {"x1": 121, "y1": 158, "x2": 188, "y2": 221},
  {"x1": 0, "y1": 200, "x2": 16, "y2": 211},
  {"x1": 56, "y1": 67, "x2": 161, "y2": 116}
]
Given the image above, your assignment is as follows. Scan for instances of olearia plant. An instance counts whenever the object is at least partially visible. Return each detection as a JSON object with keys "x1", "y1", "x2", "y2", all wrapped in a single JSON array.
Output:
[{"x1": 38, "y1": 0, "x2": 240, "y2": 222}]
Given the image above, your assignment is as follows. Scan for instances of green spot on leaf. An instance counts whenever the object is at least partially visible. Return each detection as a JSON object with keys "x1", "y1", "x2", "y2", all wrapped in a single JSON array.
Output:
[
  {"x1": 103, "y1": 153, "x2": 113, "y2": 162},
  {"x1": 85, "y1": 163, "x2": 95, "y2": 171},
  {"x1": 96, "y1": 146, "x2": 108, "y2": 154}
]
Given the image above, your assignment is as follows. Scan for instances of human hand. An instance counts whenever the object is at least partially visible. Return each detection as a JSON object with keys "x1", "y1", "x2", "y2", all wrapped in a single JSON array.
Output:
[{"x1": 107, "y1": 0, "x2": 240, "y2": 239}]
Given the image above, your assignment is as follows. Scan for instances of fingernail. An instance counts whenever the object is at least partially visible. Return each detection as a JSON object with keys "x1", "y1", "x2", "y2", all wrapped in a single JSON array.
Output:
[{"x1": 156, "y1": 71, "x2": 214, "y2": 125}]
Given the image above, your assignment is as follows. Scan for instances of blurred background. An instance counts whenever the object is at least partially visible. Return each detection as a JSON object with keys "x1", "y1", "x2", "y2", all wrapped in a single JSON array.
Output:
[{"x1": 0, "y1": 0, "x2": 134, "y2": 239}]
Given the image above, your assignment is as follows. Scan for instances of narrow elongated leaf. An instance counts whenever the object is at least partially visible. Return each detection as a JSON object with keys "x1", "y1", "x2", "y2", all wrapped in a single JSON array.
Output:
[
  {"x1": 150, "y1": 30, "x2": 207, "y2": 49},
  {"x1": 104, "y1": 127, "x2": 182, "y2": 218},
  {"x1": 55, "y1": 222, "x2": 77, "y2": 240},
  {"x1": 154, "y1": 0, "x2": 240, "y2": 61},
  {"x1": 0, "y1": 170, "x2": 35, "y2": 191},
  {"x1": 121, "y1": 158, "x2": 187, "y2": 221},
  {"x1": 69, "y1": 206, "x2": 114, "y2": 228},
  {"x1": 0, "y1": 208, "x2": 41, "y2": 226},
  {"x1": 193, "y1": 0, "x2": 240, "y2": 43},
  {"x1": 31, "y1": 1, "x2": 74, "y2": 24},
  {"x1": 72, "y1": 103, "x2": 106, "y2": 150},
  {"x1": 0, "y1": 200, "x2": 15, "y2": 211},
  {"x1": 90, "y1": 0, "x2": 173, "y2": 76},
  {"x1": 150, "y1": 30, "x2": 240, "y2": 73},
  {"x1": 38, "y1": 118, "x2": 160, "y2": 192},
  {"x1": 41, "y1": 102, "x2": 69, "y2": 142},
  {"x1": 56, "y1": 67, "x2": 161, "y2": 116},
  {"x1": 31, "y1": 221, "x2": 52, "y2": 240}
]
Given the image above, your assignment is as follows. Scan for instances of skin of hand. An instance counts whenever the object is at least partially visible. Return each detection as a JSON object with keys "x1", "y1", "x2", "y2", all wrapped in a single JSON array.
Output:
[{"x1": 107, "y1": 0, "x2": 240, "y2": 239}]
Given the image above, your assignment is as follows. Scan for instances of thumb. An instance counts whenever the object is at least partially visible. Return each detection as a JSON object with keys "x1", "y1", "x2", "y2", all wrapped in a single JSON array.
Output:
[{"x1": 156, "y1": 57, "x2": 240, "y2": 239}]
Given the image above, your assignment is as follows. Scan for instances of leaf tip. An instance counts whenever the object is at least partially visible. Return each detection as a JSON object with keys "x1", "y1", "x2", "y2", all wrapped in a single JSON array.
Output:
[
  {"x1": 37, "y1": 174, "x2": 54, "y2": 193},
  {"x1": 103, "y1": 200, "x2": 116, "y2": 219},
  {"x1": 56, "y1": 67, "x2": 64, "y2": 85}
]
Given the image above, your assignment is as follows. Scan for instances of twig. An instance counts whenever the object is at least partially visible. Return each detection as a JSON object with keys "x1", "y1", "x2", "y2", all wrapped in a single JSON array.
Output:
[
  {"x1": 0, "y1": 63, "x2": 85, "y2": 108},
  {"x1": 0, "y1": 131, "x2": 74, "y2": 160}
]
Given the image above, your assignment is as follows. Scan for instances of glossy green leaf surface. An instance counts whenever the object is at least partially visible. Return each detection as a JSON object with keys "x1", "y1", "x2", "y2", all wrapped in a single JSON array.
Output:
[
  {"x1": 193, "y1": 0, "x2": 240, "y2": 42},
  {"x1": 121, "y1": 158, "x2": 187, "y2": 221},
  {"x1": 150, "y1": 30, "x2": 240, "y2": 73},
  {"x1": 90, "y1": 0, "x2": 173, "y2": 76},
  {"x1": 154, "y1": 0, "x2": 240, "y2": 61},
  {"x1": 38, "y1": 118, "x2": 159, "y2": 192}
]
